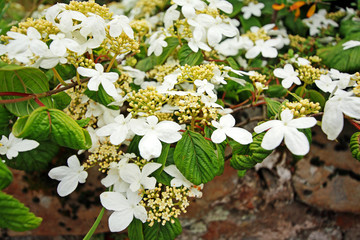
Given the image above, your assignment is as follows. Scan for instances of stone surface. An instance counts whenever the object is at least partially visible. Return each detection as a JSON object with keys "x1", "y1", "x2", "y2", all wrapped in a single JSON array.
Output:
[{"x1": 293, "y1": 125, "x2": 360, "y2": 213}]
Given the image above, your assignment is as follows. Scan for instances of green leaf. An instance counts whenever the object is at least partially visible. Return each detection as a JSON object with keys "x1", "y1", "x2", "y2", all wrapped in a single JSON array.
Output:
[
  {"x1": 294, "y1": 87, "x2": 325, "y2": 109},
  {"x1": 12, "y1": 107, "x2": 91, "y2": 150},
  {"x1": 144, "y1": 218, "x2": 182, "y2": 240},
  {"x1": 226, "y1": 57, "x2": 240, "y2": 70},
  {"x1": 265, "y1": 85, "x2": 287, "y2": 98},
  {"x1": 136, "y1": 55, "x2": 157, "y2": 72},
  {"x1": 178, "y1": 44, "x2": 204, "y2": 66},
  {"x1": 0, "y1": 64, "x2": 53, "y2": 116},
  {"x1": 239, "y1": 16, "x2": 261, "y2": 32},
  {"x1": 84, "y1": 85, "x2": 119, "y2": 110},
  {"x1": 128, "y1": 219, "x2": 144, "y2": 240},
  {"x1": 339, "y1": 19, "x2": 360, "y2": 37},
  {"x1": 156, "y1": 38, "x2": 179, "y2": 65},
  {"x1": 128, "y1": 135, "x2": 142, "y2": 156},
  {"x1": 174, "y1": 130, "x2": 219, "y2": 185},
  {"x1": 45, "y1": 64, "x2": 76, "y2": 89},
  {"x1": 0, "y1": 160, "x2": 12, "y2": 190},
  {"x1": 4, "y1": 141, "x2": 59, "y2": 172},
  {"x1": 317, "y1": 32, "x2": 360, "y2": 73},
  {"x1": 0, "y1": 191, "x2": 42, "y2": 231},
  {"x1": 0, "y1": 105, "x2": 13, "y2": 136},
  {"x1": 153, "y1": 143, "x2": 172, "y2": 185},
  {"x1": 265, "y1": 98, "x2": 282, "y2": 118},
  {"x1": 76, "y1": 118, "x2": 91, "y2": 128},
  {"x1": 52, "y1": 92, "x2": 71, "y2": 110},
  {"x1": 284, "y1": 12, "x2": 308, "y2": 36},
  {"x1": 350, "y1": 132, "x2": 360, "y2": 161}
]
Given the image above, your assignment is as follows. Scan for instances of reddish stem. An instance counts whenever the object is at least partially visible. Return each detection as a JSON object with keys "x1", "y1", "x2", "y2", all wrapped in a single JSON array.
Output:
[
  {"x1": 348, "y1": 118, "x2": 360, "y2": 131},
  {"x1": 0, "y1": 92, "x2": 31, "y2": 97}
]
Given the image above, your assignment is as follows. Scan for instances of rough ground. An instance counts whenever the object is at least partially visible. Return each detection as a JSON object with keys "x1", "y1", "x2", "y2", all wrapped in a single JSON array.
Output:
[{"x1": 2, "y1": 125, "x2": 360, "y2": 240}]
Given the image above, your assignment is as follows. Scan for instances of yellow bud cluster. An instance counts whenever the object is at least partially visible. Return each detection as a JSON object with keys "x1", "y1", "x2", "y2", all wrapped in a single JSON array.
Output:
[
  {"x1": 127, "y1": 87, "x2": 168, "y2": 117},
  {"x1": 243, "y1": 0, "x2": 259, "y2": 5},
  {"x1": 307, "y1": 56, "x2": 322, "y2": 63},
  {"x1": 196, "y1": 8, "x2": 221, "y2": 18},
  {"x1": 86, "y1": 142, "x2": 122, "y2": 172},
  {"x1": 66, "y1": 0, "x2": 113, "y2": 19},
  {"x1": 296, "y1": 65, "x2": 327, "y2": 85},
  {"x1": 155, "y1": 112, "x2": 175, "y2": 121},
  {"x1": 147, "y1": 63, "x2": 179, "y2": 83},
  {"x1": 1, "y1": 18, "x2": 59, "y2": 44},
  {"x1": 140, "y1": 183, "x2": 190, "y2": 226},
  {"x1": 282, "y1": 99, "x2": 321, "y2": 118},
  {"x1": 352, "y1": 72, "x2": 360, "y2": 96},
  {"x1": 130, "y1": 20, "x2": 151, "y2": 40},
  {"x1": 250, "y1": 71, "x2": 267, "y2": 85},
  {"x1": 326, "y1": 10, "x2": 346, "y2": 22},
  {"x1": 134, "y1": 0, "x2": 166, "y2": 16},
  {"x1": 173, "y1": 94, "x2": 218, "y2": 126},
  {"x1": 102, "y1": 30, "x2": 140, "y2": 56},
  {"x1": 64, "y1": 86, "x2": 96, "y2": 126},
  {"x1": 178, "y1": 63, "x2": 216, "y2": 83},
  {"x1": 67, "y1": 54, "x2": 96, "y2": 68},
  {"x1": 169, "y1": 19, "x2": 193, "y2": 39},
  {"x1": 114, "y1": 71, "x2": 133, "y2": 95},
  {"x1": 243, "y1": 28, "x2": 270, "y2": 42}
]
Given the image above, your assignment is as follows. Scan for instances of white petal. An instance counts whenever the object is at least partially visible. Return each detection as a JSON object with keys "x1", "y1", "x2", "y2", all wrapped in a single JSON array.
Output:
[
  {"x1": 284, "y1": 127, "x2": 310, "y2": 155},
  {"x1": 101, "y1": 79, "x2": 118, "y2": 97},
  {"x1": 245, "y1": 47, "x2": 260, "y2": 59},
  {"x1": 141, "y1": 162, "x2": 162, "y2": 177},
  {"x1": 280, "y1": 109, "x2": 293, "y2": 122},
  {"x1": 138, "y1": 133, "x2": 162, "y2": 160},
  {"x1": 100, "y1": 191, "x2": 129, "y2": 211},
  {"x1": 108, "y1": 210, "x2": 133, "y2": 232},
  {"x1": 288, "y1": 117, "x2": 317, "y2": 129},
  {"x1": 67, "y1": 155, "x2": 81, "y2": 169},
  {"x1": 254, "y1": 120, "x2": 282, "y2": 133},
  {"x1": 77, "y1": 67, "x2": 97, "y2": 77},
  {"x1": 261, "y1": 126, "x2": 284, "y2": 150},
  {"x1": 133, "y1": 205, "x2": 147, "y2": 222},
  {"x1": 340, "y1": 97, "x2": 360, "y2": 119},
  {"x1": 87, "y1": 77, "x2": 101, "y2": 91},
  {"x1": 211, "y1": 129, "x2": 227, "y2": 143},
  {"x1": 57, "y1": 175, "x2": 78, "y2": 197},
  {"x1": 11, "y1": 139, "x2": 39, "y2": 152},
  {"x1": 155, "y1": 121, "x2": 182, "y2": 143},
  {"x1": 141, "y1": 176, "x2": 157, "y2": 190},
  {"x1": 225, "y1": 127, "x2": 253, "y2": 145},
  {"x1": 321, "y1": 101, "x2": 343, "y2": 140},
  {"x1": 219, "y1": 114, "x2": 235, "y2": 128},
  {"x1": 129, "y1": 118, "x2": 149, "y2": 136},
  {"x1": 48, "y1": 166, "x2": 70, "y2": 181},
  {"x1": 273, "y1": 68, "x2": 287, "y2": 79},
  {"x1": 120, "y1": 163, "x2": 141, "y2": 185}
]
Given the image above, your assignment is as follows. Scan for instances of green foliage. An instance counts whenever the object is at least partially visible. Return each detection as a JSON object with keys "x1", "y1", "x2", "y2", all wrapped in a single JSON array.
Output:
[
  {"x1": 12, "y1": 107, "x2": 91, "y2": 150},
  {"x1": 284, "y1": 12, "x2": 308, "y2": 36},
  {"x1": 230, "y1": 132, "x2": 272, "y2": 173},
  {"x1": 178, "y1": 44, "x2": 204, "y2": 66},
  {"x1": 239, "y1": 16, "x2": 261, "y2": 32},
  {"x1": 174, "y1": 130, "x2": 219, "y2": 185},
  {"x1": 0, "y1": 191, "x2": 42, "y2": 231},
  {"x1": 0, "y1": 160, "x2": 12, "y2": 190},
  {"x1": 136, "y1": 55, "x2": 157, "y2": 72},
  {"x1": 84, "y1": 85, "x2": 119, "y2": 110},
  {"x1": 128, "y1": 219, "x2": 144, "y2": 240},
  {"x1": 295, "y1": 87, "x2": 325, "y2": 109},
  {"x1": 143, "y1": 218, "x2": 182, "y2": 240},
  {"x1": 350, "y1": 132, "x2": 360, "y2": 161},
  {"x1": 317, "y1": 32, "x2": 360, "y2": 73},
  {"x1": 0, "y1": 105, "x2": 13, "y2": 136},
  {"x1": 128, "y1": 135, "x2": 142, "y2": 156},
  {"x1": 52, "y1": 92, "x2": 71, "y2": 110},
  {"x1": 265, "y1": 97, "x2": 282, "y2": 118},
  {"x1": 0, "y1": 64, "x2": 53, "y2": 116},
  {"x1": 4, "y1": 141, "x2": 59, "y2": 172},
  {"x1": 153, "y1": 143, "x2": 172, "y2": 185},
  {"x1": 265, "y1": 85, "x2": 287, "y2": 98}
]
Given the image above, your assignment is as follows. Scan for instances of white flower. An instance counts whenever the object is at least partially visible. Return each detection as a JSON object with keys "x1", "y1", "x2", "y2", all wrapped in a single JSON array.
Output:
[
  {"x1": 108, "y1": 15, "x2": 134, "y2": 39},
  {"x1": 101, "y1": 156, "x2": 133, "y2": 192},
  {"x1": 148, "y1": 34, "x2": 168, "y2": 56},
  {"x1": 164, "y1": 164, "x2": 203, "y2": 198},
  {"x1": 303, "y1": 9, "x2": 338, "y2": 36},
  {"x1": 56, "y1": 10, "x2": 86, "y2": 33},
  {"x1": 48, "y1": 155, "x2": 88, "y2": 197},
  {"x1": 122, "y1": 66, "x2": 146, "y2": 85},
  {"x1": 208, "y1": 0, "x2": 233, "y2": 14},
  {"x1": 129, "y1": 116, "x2": 182, "y2": 160},
  {"x1": 315, "y1": 74, "x2": 338, "y2": 93},
  {"x1": 100, "y1": 189, "x2": 147, "y2": 232},
  {"x1": 0, "y1": 133, "x2": 39, "y2": 160},
  {"x1": 342, "y1": 40, "x2": 360, "y2": 50},
  {"x1": 321, "y1": 91, "x2": 360, "y2": 140},
  {"x1": 49, "y1": 33, "x2": 79, "y2": 56},
  {"x1": 172, "y1": 0, "x2": 206, "y2": 18},
  {"x1": 6, "y1": 27, "x2": 48, "y2": 63},
  {"x1": 120, "y1": 162, "x2": 162, "y2": 192},
  {"x1": 273, "y1": 64, "x2": 301, "y2": 89},
  {"x1": 329, "y1": 68, "x2": 352, "y2": 89},
  {"x1": 85, "y1": 101, "x2": 119, "y2": 127},
  {"x1": 194, "y1": 79, "x2": 216, "y2": 98},
  {"x1": 254, "y1": 109, "x2": 317, "y2": 155},
  {"x1": 211, "y1": 114, "x2": 253, "y2": 145},
  {"x1": 245, "y1": 39, "x2": 280, "y2": 59},
  {"x1": 164, "y1": 5, "x2": 180, "y2": 29},
  {"x1": 77, "y1": 63, "x2": 119, "y2": 97},
  {"x1": 188, "y1": 27, "x2": 211, "y2": 52},
  {"x1": 241, "y1": 2, "x2": 264, "y2": 19},
  {"x1": 34, "y1": 49, "x2": 68, "y2": 69},
  {"x1": 79, "y1": 14, "x2": 106, "y2": 42},
  {"x1": 96, "y1": 114, "x2": 132, "y2": 145}
]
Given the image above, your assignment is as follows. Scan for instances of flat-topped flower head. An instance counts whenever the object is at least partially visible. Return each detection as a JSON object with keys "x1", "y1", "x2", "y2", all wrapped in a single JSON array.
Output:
[
  {"x1": 96, "y1": 113, "x2": 132, "y2": 145},
  {"x1": 48, "y1": 155, "x2": 88, "y2": 197},
  {"x1": 0, "y1": 133, "x2": 39, "y2": 160},
  {"x1": 77, "y1": 63, "x2": 119, "y2": 97},
  {"x1": 211, "y1": 114, "x2": 253, "y2": 145},
  {"x1": 241, "y1": 2, "x2": 264, "y2": 20},
  {"x1": 130, "y1": 116, "x2": 182, "y2": 160},
  {"x1": 254, "y1": 109, "x2": 317, "y2": 156}
]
